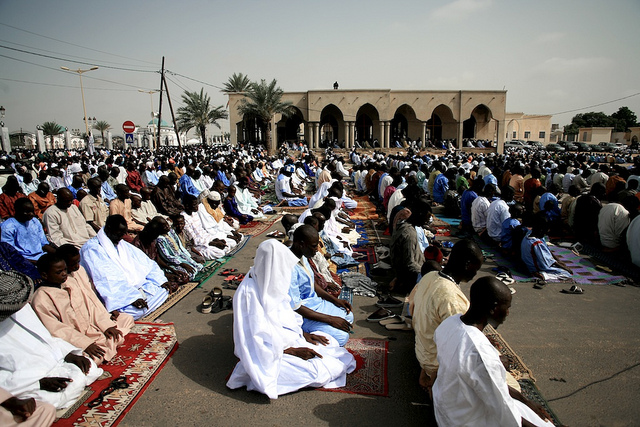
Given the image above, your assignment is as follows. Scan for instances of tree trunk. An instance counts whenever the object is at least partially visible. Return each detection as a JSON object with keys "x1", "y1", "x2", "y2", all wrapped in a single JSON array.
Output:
[{"x1": 200, "y1": 125, "x2": 206, "y2": 146}]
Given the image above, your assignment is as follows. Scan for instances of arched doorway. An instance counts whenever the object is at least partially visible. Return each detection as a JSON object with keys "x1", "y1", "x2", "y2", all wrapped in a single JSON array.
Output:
[
  {"x1": 507, "y1": 119, "x2": 520, "y2": 140},
  {"x1": 355, "y1": 103, "x2": 380, "y2": 146},
  {"x1": 464, "y1": 104, "x2": 494, "y2": 141},
  {"x1": 277, "y1": 107, "x2": 304, "y2": 147},
  {"x1": 320, "y1": 104, "x2": 345, "y2": 148},
  {"x1": 391, "y1": 104, "x2": 419, "y2": 145},
  {"x1": 427, "y1": 105, "x2": 456, "y2": 143}
]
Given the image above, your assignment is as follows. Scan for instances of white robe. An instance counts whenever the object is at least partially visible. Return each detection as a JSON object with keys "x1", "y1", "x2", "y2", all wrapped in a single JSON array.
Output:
[
  {"x1": 433, "y1": 315, "x2": 552, "y2": 427},
  {"x1": 227, "y1": 240, "x2": 355, "y2": 399},
  {"x1": 234, "y1": 185, "x2": 265, "y2": 220},
  {"x1": 0, "y1": 305, "x2": 102, "y2": 409}
]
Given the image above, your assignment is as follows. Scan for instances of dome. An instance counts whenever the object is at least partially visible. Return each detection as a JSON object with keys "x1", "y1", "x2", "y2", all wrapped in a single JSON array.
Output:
[{"x1": 148, "y1": 118, "x2": 171, "y2": 127}]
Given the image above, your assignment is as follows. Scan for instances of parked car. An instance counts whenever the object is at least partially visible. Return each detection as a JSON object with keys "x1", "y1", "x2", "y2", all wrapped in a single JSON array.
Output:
[
  {"x1": 574, "y1": 142, "x2": 591, "y2": 151},
  {"x1": 598, "y1": 142, "x2": 620, "y2": 152},
  {"x1": 526, "y1": 141, "x2": 543, "y2": 149},
  {"x1": 558, "y1": 141, "x2": 579, "y2": 151},
  {"x1": 545, "y1": 143, "x2": 566, "y2": 152},
  {"x1": 589, "y1": 144, "x2": 605, "y2": 152},
  {"x1": 504, "y1": 140, "x2": 527, "y2": 149}
]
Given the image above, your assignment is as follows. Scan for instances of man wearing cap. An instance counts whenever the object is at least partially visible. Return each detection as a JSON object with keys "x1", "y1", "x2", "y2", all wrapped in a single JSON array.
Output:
[
  {"x1": 0, "y1": 271, "x2": 102, "y2": 410},
  {"x1": 276, "y1": 165, "x2": 308, "y2": 207}
]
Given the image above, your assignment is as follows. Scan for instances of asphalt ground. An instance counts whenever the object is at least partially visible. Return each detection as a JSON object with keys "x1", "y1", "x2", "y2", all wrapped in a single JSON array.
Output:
[{"x1": 119, "y1": 207, "x2": 640, "y2": 427}]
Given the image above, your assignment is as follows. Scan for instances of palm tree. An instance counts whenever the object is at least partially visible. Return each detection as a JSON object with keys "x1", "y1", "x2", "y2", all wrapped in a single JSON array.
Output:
[
  {"x1": 41, "y1": 121, "x2": 64, "y2": 150},
  {"x1": 238, "y1": 79, "x2": 294, "y2": 153},
  {"x1": 93, "y1": 120, "x2": 111, "y2": 146},
  {"x1": 176, "y1": 88, "x2": 228, "y2": 145},
  {"x1": 222, "y1": 72, "x2": 251, "y2": 94}
]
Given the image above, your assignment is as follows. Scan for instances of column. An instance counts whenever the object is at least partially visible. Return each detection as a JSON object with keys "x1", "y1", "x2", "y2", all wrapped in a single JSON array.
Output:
[
  {"x1": 1, "y1": 126, "x2": 10, "y2": 153},
  {"x1": 422, "y1": 122, "x2": 427, "y2": 148},
  {"x1": 307, "y1": 123, "x2": 314, "y2": 149},
  {"x1": 36, "y1": 128, "x2": 45, "y2": 152},
  {"x1": 385, "y1": 122, "x2": 391, "y2": 149},
  {"x1": 106, "y1": 130, "x2": 113, "y2": 150},
  {"x1": 457, "y1": 122, "x2": 464, "y2": 150},
  {"x1": 379, "y1": 122, "x2": 385, "y2": 149},
  {"x1": 343, "y1": 122, "x2": 349, "y2": 149},
  {"x1": 136, "y1": 133, "x2": 142, "y2": 148},
  {"x1": 314, "y1": 122, "x2": 320, "y2": 150},
  {"x1": 348, "y1": 122, "x2": 355, "y2": 148},
  {"x1": 497, "y1": 120, "x2": 506, "y2": 154},
  {"x1": 64, "y1": 130, "x2": 71, "y2": 150}
]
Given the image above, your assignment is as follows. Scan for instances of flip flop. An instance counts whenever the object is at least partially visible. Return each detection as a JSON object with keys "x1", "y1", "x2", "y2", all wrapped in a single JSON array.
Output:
[
  {"x1": 218, "y1": 269, "x2": 238, "y2": 276},
  {"x1": 533, "y1": 279, "x2": 547, "y2": 289},
  {"x1": 379, "y1": 315, "x2": 405, "y2": 326},
  {"x1": 496, "y1": 273, "x2": 515, "y2": 285},
  {"x1": 201, "y1": 295, "x2": 214, "y2": 314},
  {"x1": 385, "y1": 322, "x2": 412, "y2": 331},
  {"x1": 561, "y1": 285, "x2": 584, "y2": 294}
]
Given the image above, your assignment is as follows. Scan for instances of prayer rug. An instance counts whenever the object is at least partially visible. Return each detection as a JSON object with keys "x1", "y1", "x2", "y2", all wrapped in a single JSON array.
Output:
[
  {"x1": 484, "y1": 325, "x2": 563, "y2": 427},
  {"x1": 348, "y1": 195, "x2": 379, "y2": 220},
  {"x1": 193, "y1": 258, "x2": 228, "y2": 284},
  {"x1": 579, "y1": 243, "x2": 640, "y2": 283},
  {"x1": 434, "y1": 215, "x2": 461, "y2": 228},
  {"x1": 240, "y1": 216, "x2": 280, "y2": 236},
  {"x1": 53, "y1": 322, "x2": 178, "y2": 427},
  {"x1": 473, "y1": 238, "x2": 627, "y2": 285},
  {"x1": 139, "y1": 281, "x2": 200, "y2": 322},
  {"x1": 224, "y1": 235, "x2": 251, "y2": 258},
  {"x1": 318, "y1": 338, "x2": 389, "y2": 397},
  {"x1": 353, "y1": 246, "x2": 378, "y2": 264}
]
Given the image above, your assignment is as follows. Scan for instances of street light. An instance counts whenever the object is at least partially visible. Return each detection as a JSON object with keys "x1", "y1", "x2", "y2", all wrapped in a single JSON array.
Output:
[
  {"x1": 0, "y1": 105, "x2": 5, "y2": 128},
  {"x1": 60, "y1": 66, "x2": 98, "y2": 136},
  {"x1": 139, "y1": 89, "x2": 159, "y2": 142}
]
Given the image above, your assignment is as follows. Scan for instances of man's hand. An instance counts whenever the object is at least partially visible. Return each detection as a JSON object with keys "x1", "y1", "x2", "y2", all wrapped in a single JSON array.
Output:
[
  {"x1": 1, "y1": 396, "x2": 36, "y2": 420},
  {"x1": 251, "y1": 209, "x2": 259, "y2": 214},
  {"x1": 209, "y1": 239, "x2": 227, "y2": 249},
  {"x1": 40, "y1": 377, "x2": 72, "y2": 392},
  {"x1": 284, "y1": 347, "x2": 322, "y2": 360},
  {"x1": 333, "y1": 298, "x2": 352, "y2": 314},
  {"x1": 327, "y1": 283, "x2": 342, "y2": 295},
  {"x1": 110, "y1": 310, "x2": 120, "y2": 321},
  {"x1": 180, "y1": 263, "x2": 195, "y2": 275},
  {"x1": 132, "y1": 298, "x2": 148, "y2": 309},
  {"x1": 104, "y1": 326, "x2": 123, "y2": 341},
  {"x1": 65, "y1": 353, "x2": 91, "y2": 374},
  {"x1": 341, "y1": 227, "x2": 352, "y2": 234},
  {"x1": 85, "y1": 343, "x2": 106, "y2": 360},
  {"x1": 327, "y1": 316, "x2": 352, "y2": 332},
  {"x1": 303, "y1": 332, "x2": 329, "y2": 346}
]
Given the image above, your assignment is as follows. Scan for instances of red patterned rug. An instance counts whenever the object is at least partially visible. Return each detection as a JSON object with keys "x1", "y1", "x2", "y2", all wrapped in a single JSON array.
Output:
[
  {"x1": 240, "y1": 216, "x2": 280, "y2": 236},
  {"x1": 52, "y1": 322, "x2": 178, "y2": 427},
  {"x1": 318, "y1": 338, "x2": 388, "y2": 397}
]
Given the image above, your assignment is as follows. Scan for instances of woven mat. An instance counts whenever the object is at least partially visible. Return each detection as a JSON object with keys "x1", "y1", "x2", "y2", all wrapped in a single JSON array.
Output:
[
  {"x1": 224, "y1": 235, "x2": 251, "y2": 258},
  {"x1": 53, "y1": 322, "x2": 178, "y2": 427},
  {"x1": 318, "y1": 338, "x2": 388, "y2": 396},
  {"x1": 484, "y1": 325, "x2": 563, "y2": 426},
  {"x1": 139, "y1": 282, "x2": 199, "y2": 322},
  {"x1": 240, "y1": 216, "x2": 281, "y2": 236},
  {"x1": 348, "y1": 195, "x2": 380, "y2": 220}
]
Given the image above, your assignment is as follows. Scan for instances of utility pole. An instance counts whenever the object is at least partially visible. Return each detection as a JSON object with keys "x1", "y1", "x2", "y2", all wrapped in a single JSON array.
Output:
[
  {"x1": 162, "y1": 72, "x2": 184, "y2": 156},
  {"x1": 156, "y1": 56, "x2": 165, "y2": 151}
]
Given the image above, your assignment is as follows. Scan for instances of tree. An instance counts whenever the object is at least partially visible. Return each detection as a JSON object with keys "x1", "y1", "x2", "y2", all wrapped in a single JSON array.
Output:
[
  {"x1": 610, "y1": 106, "x2": 638, "y2": 132},
  {"x1": 176, "y1": 88, "x2": 228, "y2": 145},
  {"x1": 41, "y1": 121, "x2": 64, "y2": 149},
  {"x1": 93, "y1": 120, "x2": 111, "y2": 145},
  {"x1": 238, "y1": 79, "x2": 294, "y2": 153},
  {"x1": 222, "y1": 73, "x2": 251, "y2": 94}
]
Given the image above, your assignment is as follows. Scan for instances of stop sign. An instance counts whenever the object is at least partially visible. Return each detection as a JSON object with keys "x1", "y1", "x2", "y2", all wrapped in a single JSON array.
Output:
[{"x1": 122, "y1": 121, "x2": 135, "y2": 133}]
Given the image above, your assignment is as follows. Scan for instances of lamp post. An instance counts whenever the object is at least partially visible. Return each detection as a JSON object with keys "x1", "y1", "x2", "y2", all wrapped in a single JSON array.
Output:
[
  {"x1": 60, "y1": 66, "x2": 98, "y2": 136},
  {"x1": 139, "y1": 90, "x2": 159, "y2": 142}
]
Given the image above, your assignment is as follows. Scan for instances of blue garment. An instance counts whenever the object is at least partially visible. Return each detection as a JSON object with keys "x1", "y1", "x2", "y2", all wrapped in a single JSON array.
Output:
[
  {"x1": 217, "y1": 171, "x2": 230, "y2": 187},
  {"x1": 377, "y1": 173, "x2": 389, "y2": 200},
  {"x1": 0, "y1": 218, "x2": 49, "y2": 261},
  {"x1": 80, "y1": 233, "x2": 169, "y2": 319},
  {"x1": 483, "y1": 174, "x2": 498, "y2": 188},
  {"x1": 432, "y1": 174, "x2": 449, "y2": 204},
  {"x1": 501, "y1": 218, "x2": 521, "y2": 249},
  {"x1": 179, "y1": 174, "x2": 200, "y2": 199},
  {"x1": 289, "y1": 257, "x2": 353, "y2": 346},
  {"x1": 67, "y1": 185, "x2": 81, "y2": 199},
  {"x1": 0, "y1": 241, "x2": 41, "y2": 281},
  {"x1": 539, "y1": 193, "x2": 560, "y2": 221},
  {"x1": 460, "y1": 190, "x2": 478, "y2": 226},
  {"x1": 521, "y1": 236, "x2": 567, "y2": 276},
  {"x1": 101, "y1": 181, "x2": 116, "y2": 202},
  {"x1": 223, "y1": 198, "x2": 253, "y2": 224},
  {"x1": 145, "y1": 170, "x2": 159, "y2": 186}
]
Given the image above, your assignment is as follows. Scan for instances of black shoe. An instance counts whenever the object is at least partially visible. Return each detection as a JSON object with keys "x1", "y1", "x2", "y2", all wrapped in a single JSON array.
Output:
[
  {"x1": 375, "y1": 295, "x2": 403, "y2": 308},
  {"x1": 366, "y1": 307, "x2": 394, "y2": 322}
]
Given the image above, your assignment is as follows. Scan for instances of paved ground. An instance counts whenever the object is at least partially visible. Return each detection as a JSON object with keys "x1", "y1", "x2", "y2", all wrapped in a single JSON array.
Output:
[{"x1": 119, "y1": 212, "x2": 640, "y2": 427}]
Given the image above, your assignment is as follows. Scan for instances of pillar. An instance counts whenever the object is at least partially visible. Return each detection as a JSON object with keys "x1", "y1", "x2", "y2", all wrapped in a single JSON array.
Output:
[
  {"x1": 307, "y1": 123, "x2": 314, "y2": 149},
  {"x1": 106, "y1": 131, "x2": 113, "y2": 150},
  {"x1": 379, "y1": 122, "x2": 385, "y2": 149},
  {"x1": 348, "y1": 122, "x2": 355, "y2": 148},
  {"x1": 385, "y1": 122, "x2": 391, "y2": 149},
  {"x1": 136, "y1": 133, "x2": 142, "y2": 148},
  {"x1": 36, "y1": 129, "x2": 45, "y2": 152},
  {"x1": 422, "y1": 122, "x2": 427, "y2": 148},
  {"x1": 496, "y1": 120, "x2": 506, "y2": 154},
  {"x1": 1, "y1": 126, "x2": 10, "y2": 153},
  {"x1": 64, "y1": 130, "x2": 71, "y2": 150},
  {"x1": 314, "y1": 122, "x2": 320, "y2": 150}
]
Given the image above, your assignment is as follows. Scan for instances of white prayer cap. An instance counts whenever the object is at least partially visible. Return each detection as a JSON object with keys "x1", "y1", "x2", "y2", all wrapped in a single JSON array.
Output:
[{"x1": 209, "y1": 191, "x2": 222, "y2": 201}]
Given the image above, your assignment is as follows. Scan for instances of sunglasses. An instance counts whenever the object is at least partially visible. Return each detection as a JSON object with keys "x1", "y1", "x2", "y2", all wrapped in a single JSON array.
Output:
[{"x1": 87, "y1": 376, "x2": 129, "y2": 408}]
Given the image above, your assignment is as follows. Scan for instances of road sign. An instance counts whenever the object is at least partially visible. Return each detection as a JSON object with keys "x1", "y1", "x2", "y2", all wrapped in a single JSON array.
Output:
[
  {"x1": 125, "y1": 133, "x2": 134, "y2": 144},
  {"x1": 122, "y1": 121, "x2": 135, "y2": 133}
]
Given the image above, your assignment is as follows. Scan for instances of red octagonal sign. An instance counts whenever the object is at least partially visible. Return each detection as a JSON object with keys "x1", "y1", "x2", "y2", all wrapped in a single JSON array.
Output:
[{"x1": 122, "y1": 121, "x2": 136, "y2": 133}]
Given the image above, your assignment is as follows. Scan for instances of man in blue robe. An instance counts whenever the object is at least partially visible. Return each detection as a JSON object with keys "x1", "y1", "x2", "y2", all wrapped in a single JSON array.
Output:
[{"x1": 1, "y1": 198, "x2": 56, "y2": 261}]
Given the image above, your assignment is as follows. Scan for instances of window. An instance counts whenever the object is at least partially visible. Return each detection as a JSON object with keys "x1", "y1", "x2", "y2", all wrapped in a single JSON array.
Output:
[
  {"x1": 583, "y1": 132, "x2": 588, "y2": 142},
  {"x1": 512, "y1": 131, "x2": 517, "y2": 138},
  {"x1": 539, "y1": 131, "x2": 545, "y2": 139},
  {"x1": 524, "y1": 131, "x2": 530, "y2": 139}
]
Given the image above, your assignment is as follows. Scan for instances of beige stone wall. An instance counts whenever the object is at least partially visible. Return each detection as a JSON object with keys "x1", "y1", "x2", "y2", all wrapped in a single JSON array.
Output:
[
  {"x1": 578, "y1": 127, "x2": 613, "y2": 143},
  {"x1": 505, "y1": 113, "x2": 552, "y2": 143},
  {"x1": 228, "y1": 89, "x2": 507, "y2": 152}
]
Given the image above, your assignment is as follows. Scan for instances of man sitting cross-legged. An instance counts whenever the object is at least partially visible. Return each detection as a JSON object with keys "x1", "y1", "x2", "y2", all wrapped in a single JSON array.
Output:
[
  {"x1": 289, "y1": 225, "x2": 353, "y2": 346},
  {"x1": 0, "y1": 271, "x2": 102, "y2": 410},
  {"x1": 31, "y1": 247, "x2": 134, "y2": 365},
  {"x1": 226, "y1": 239, "x2": 355, "y2": 399},
  {"x1": 80, "y1": 214, "x2": 170, "y2": 320},
  {"x1": 433, "y1": 276, "x2": 553, "y2": 427},
  {"x1": 1, "y1": 198, "x2": 57, "y2": 262}
]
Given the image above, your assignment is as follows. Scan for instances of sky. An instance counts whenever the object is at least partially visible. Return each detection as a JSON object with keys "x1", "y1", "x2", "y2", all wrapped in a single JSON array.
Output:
[{"x1": 0, "y1": 0, "x2": 639, "y2": 139}]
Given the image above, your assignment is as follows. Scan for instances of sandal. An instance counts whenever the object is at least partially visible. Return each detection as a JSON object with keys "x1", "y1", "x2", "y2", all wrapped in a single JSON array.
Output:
[
  {"x1": 218, "y1": 268, "x2": 238, "y2": 276},
  {"x1": 560, "y1": 285, "x2": 584, "y2": 294},
  {"x1": 533, "y1": 279, "x2": 547, "y2": 289},
  {"x1": 201, "y1": 295, "x2": 214, "y2": 314},
  {"x1": 379, "y1": 315, "x2": 405, "y2": 326}
]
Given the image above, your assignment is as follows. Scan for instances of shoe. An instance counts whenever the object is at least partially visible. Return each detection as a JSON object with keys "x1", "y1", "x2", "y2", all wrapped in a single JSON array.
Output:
[
  {"x1": 375, "y1": 295, "x2": 404, "y2": 308},
  {"x1": 201, "y1": 295, "x2": 214, "y2": 314},
  {"x1": 366, "y1": 307, "x2": 394, "y2": 322},
  {"x1": 560, "y1": 285, "x2": 584, "y2": 294},
  {"x1": 379, "y1": 315, "x2": 404, "y2": 325}
]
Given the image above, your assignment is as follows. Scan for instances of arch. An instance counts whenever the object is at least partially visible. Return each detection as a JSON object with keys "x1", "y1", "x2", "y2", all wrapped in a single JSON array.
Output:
[
  {"x1": 238, "y1": 115, "x2": 267, "y2": 144},
  {"x1": 355, "y1": 103, "x2": 380, "y2": 145},
  {"x1": 277, "y1": 107, "x2": 304, "y2": 146},
  {"x1": 427, "y1": 104, "x2": 456, "y2": 142},
  {"x1": 506, "y1": 119, "x2": 520, "y2": 140},
  {"x1": 464, "y1": 104, "x2": 495, "y2": 140},
  {"x1": 320, "y1": 104, "x2": 345, "y2": 148},
  {"x1": 632, "y1": 135, "x2": 638, "y2": 143},
  {"x1": 391, "y1": 104, "x2": 419, "y2": 143}
]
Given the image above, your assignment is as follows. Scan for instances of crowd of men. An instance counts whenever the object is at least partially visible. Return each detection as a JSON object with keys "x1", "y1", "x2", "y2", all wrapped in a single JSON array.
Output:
[{"x1": 2, "y1": 139, "x2": 637, "y2": 425}]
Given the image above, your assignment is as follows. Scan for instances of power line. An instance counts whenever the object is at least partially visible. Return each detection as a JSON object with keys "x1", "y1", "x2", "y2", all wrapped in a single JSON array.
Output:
[
  {"x1": 0, "y1": 44, "x2": 158, "y2": 73},
  {"x1": 549, "y1": 92, "x2": 640, "y2": 116},
  {"x1": 166, "y1": 70, "x2": 226, "y2": 91},
  {"x1": 0, "y1": 21, "x2": 158, "y2": 66},
  {"x1": 0, "y1": 77, "x2": 141, "y2": 92}
]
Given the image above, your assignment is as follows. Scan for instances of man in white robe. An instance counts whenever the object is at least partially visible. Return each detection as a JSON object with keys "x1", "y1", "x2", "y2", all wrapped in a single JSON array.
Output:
[
  {"x1": 0, "y1": 271, "x2": 102, "y2": 410},
  {"x1": 80, "y1": 215, "x2": 169, "y2": 320},
  {"x1": 181, "y1": 195, "x2": 231, "y2": 260},
  {"x1": 234, "y1": 177, "x2": 265, "y2": 220},
  {"x1": 433, "y1": 276, "x2": 553, "y2": 427},
  {"x1": 226, "y1": 239, "x2": 355, "y2": 399}
]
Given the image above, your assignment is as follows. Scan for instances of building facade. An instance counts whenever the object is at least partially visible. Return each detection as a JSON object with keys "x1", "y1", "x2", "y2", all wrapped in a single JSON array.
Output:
[
  {"x1": 228, "y1": 89, "x2": 507, "y2": 152},
  {"x1": 505, "y1": 113, "x2": 552, "y2": 144}
]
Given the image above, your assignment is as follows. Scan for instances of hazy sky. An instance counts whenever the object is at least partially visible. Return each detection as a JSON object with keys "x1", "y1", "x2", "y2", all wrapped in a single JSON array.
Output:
[{"x1": 1, "y1": 0, "x2": 638, "y2": 138}]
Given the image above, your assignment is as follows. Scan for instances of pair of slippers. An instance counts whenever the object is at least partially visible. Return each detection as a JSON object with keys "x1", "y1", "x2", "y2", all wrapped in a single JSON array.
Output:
[
  {"x1": 560, "y1": 285, "x2": 584, "y2": 294},
  {"x1": 201, "y1": 287, "x2": 232, "y2": 313},
  {"x1": 495, "y1": 271, "x2": 516, "y2": 294},
  {"x1": 266, "y1": 230, "x2": 286, "y2": 238},
  {"x1": 380, "y1": 315, "x2": 412, "y2": 331}
]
